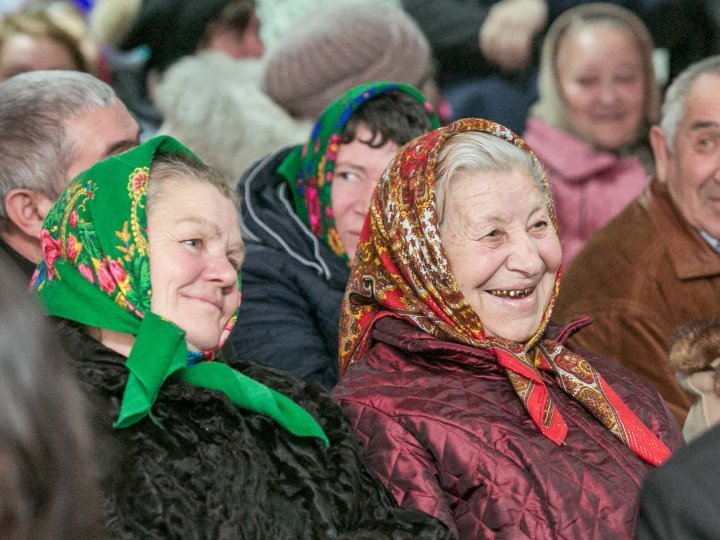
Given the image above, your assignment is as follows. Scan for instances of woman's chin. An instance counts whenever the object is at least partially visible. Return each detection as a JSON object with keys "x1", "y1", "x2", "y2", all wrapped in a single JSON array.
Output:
[
  {"x1": 479, "y1": 290, "x2": 549, "y2": 342},
  {"x1": 484, "y1": 319, "x2": 541, "y2": 343},
  {"x1": 185, "y1": 333, "x2": 221, "y2": 353}
]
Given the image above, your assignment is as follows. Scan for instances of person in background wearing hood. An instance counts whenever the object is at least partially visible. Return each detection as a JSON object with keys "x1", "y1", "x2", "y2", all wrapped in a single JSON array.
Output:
[
  {"x1": 0, "y1": 3, "x2": 94, "y2": 81},
  {"x1": 554, "y1": 55, "x2": 720, "y2": 426},
  {"x1": 523, "y1": 3, "x2": 659, "y2": 266}
]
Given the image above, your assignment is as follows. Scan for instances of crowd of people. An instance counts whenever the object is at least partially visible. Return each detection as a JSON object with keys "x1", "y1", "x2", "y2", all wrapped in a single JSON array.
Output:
[{"x1": 1, "y1": 0, "x2": 720, "y2": 538}]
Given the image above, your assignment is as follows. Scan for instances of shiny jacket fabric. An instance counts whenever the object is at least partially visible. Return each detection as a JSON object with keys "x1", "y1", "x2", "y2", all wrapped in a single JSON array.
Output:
[
  {"x1": 555, "y1": 180, "x2": 720, "y2": 425},
  {"x1": 333, "y1": 316, "x2": 683, "y2": 539},
  {"x1": 523, "y1": 117, "x2": 649, "y2": 266},
  {"x1": 59, "y1": 322, "x2": 451, "y2": 539},
  {"x1": 231, "y1": 147, "x2": 349, "y2": 389}
]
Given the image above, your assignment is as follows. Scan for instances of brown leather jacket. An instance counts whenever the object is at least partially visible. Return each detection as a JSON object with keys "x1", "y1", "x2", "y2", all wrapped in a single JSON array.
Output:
[{"x1": 555, "y1": 180, "x2": 720, "y2": 425}]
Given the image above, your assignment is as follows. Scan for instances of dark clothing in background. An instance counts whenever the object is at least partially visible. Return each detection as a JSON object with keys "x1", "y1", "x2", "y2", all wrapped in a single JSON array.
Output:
[
  {"x1": 636, "y1": 422, "x2": 720, "y2": 540},
  {"x1": 0, "y1": 236, "x2": 35, "y2": 279},
  {"x1": 231, "y1": 148, "x2": 348, "y2": 389}
]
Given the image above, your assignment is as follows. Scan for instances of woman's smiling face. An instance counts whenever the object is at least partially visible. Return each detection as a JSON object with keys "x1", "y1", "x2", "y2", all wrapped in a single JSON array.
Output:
[
  {"x1": 147, "y1": 177, "x2": 244, "y2": 352},
  {"x1": 556, "y1": 22, "x2": 646, "y2": 151},
  {"x1": 440, "y1": 168, "x2": 562, "y2": 342}
]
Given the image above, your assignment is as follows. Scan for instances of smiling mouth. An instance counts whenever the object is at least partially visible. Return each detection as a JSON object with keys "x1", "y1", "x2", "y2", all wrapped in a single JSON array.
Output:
[
  {"x1": 486, "y1": 286, "x2": 535, "y2": 298},
  {"x1": 188, "y1": 296, "x2": 222, "y2": 310}
]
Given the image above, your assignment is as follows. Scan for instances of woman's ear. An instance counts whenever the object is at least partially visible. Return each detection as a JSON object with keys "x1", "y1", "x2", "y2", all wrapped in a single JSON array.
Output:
[{"x1": 3, "y1": 188, "x2": 55, "y2": 239}]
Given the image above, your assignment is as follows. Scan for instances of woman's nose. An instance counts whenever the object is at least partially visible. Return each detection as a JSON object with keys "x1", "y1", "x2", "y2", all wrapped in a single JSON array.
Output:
[
  {"x1": 598, "y1": 81, "x2": 619, "y2": 104},
  {"x1": 354, "y1": 178, "x2": 379, "y2": 215},
  {"x1": 506, "y1": 233, "x2": 544, "y2": 275},
  {"x1": 207, "y1": 255, "x2": 239, "y2": 286}
]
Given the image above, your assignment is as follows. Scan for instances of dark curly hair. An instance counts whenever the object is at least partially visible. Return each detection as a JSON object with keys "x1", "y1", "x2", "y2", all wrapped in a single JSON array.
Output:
[{"x1": 341, "y1": 89, "x2": 435, "y2": 148}]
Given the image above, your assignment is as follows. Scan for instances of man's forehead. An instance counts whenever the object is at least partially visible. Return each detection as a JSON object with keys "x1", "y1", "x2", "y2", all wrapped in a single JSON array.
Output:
[{"x1": 681, "y1": 74, "x2": 720, "y2": 126}]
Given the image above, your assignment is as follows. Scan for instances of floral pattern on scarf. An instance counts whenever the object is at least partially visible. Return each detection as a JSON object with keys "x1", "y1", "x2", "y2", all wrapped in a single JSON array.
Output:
[
  {"x1": 37, "y1": 168, "x2": 148, "y2": 314},
  {"x1": 279, "y1": 81, "x2": 440, "y2": 263},
  {"x1": 338, "y1": 118, "x2": 671, "y2": 466},
  {"x1": 31, "y1": 136, "x2": 328, "y2": 444}
]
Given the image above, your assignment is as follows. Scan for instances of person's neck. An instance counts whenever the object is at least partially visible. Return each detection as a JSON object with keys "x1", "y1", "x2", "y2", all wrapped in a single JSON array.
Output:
[
  {"x1": 85, "y1": 326, "x2": 135, "y2": 358},
  {"x1": 0, "y1": 227, "x2": 41, "y2": 264}
]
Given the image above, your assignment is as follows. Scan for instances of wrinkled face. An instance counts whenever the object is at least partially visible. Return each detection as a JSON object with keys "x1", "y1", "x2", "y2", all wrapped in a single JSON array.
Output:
[
  {"x1": 63, "y1": 100, "x2": 141, "y2": 183},
  {"x1": 440, "y1": 169, "x2": 562, "y2": 342},
  {"x1": 652, "y1": 73, "x2": 720, "y2": 238},
  {"x1": 556, "y1": 23, "x2": 646, "y2": 151},
  {"x1": 0, "y1": 33, "x2": 78, "y2": 81},
  {"x1": 331, "y1": 124, "x2": 399, "y2": 259},
  {"x1": 148, "y1": 178, "x2": 244, "y2": 352}
]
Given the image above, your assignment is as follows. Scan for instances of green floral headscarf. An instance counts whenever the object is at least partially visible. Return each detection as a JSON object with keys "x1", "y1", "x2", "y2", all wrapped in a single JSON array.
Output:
[
  {"x1": 32, "y1": 136, "x2": 328, "y2": 446},
  {"x1": 278, "y1": 82, "x2": 440, "y2": 263}
]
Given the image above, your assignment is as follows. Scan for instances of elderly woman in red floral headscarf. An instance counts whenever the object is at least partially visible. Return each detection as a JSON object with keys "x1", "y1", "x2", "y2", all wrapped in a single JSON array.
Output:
[{"x1": 332, "y1": 119, "x2": 683, "y2": 539}]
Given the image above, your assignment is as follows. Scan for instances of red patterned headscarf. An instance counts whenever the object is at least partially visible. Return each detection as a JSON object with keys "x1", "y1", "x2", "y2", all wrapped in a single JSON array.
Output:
[{"x1": 338, "y1": 118, "x2": 671, "y2": 466}]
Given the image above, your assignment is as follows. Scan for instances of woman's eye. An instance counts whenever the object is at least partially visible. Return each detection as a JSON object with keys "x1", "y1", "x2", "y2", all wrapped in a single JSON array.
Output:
[
  {"x1": 615, "y1": 74, "x2": 638, "y2": 84},
  {"x1": 183, "y1": 238, "x2": 202, "y2": 248},
  {"x1": 576, "y1": 77, "x2": 597, "y2": 87},
  {"x1": 532, "y1": 220, "x2": 548, "y2": 229},
  {"x1": 338, "y1": 171, "x2": 361, "y2": 183},
  {"x1": 484, "y1": 229, "x2": 500, "y2": 239}
]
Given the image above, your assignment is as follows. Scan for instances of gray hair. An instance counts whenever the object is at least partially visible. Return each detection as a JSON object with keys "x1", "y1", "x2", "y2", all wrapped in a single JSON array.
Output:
[
  {"x1": 0, "y1": 70, "x2": 116, "y2": 225},
  {"x1": 435, "y1": 132, "x2": 550, "y2": 225},
  {"x1": 660, "y1": 55, "x2": 720, "y2": 152},
  {"x1": 147, "y1": 152, "x2": 240, "y2": 213}
]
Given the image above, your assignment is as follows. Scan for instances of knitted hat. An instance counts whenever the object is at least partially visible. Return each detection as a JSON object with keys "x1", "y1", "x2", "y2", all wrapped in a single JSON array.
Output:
[
  {"x1": 119, "y1": 0, "x2": 236, "y2": 72},
  {"x1": 263, "y1": 2, "x2": 433, "y2": 119}
]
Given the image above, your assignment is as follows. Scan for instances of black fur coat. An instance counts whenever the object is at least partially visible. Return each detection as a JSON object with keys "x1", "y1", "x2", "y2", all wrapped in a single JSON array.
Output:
[{"x1": 59, "y1": 323, "x2": 450, "y2": 539}]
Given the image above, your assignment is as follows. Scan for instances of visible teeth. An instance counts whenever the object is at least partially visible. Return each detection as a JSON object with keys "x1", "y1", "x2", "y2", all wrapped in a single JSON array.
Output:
[{"x1": 487, "y1": 286, "x2": 534, "y2": 298}]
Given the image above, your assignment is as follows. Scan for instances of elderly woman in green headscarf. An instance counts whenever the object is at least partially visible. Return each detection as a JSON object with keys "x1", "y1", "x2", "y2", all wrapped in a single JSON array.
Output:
[
  {"x1": 231, "y1": 81, "x2": 440, "y2": 388},
  {"x1": 30, "y1": 136, "x2": 451, "y2": 538}
]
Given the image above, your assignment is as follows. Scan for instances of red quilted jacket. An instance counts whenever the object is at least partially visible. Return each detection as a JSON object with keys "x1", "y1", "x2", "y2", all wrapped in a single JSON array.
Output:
[{"x1": 333, "y1": 317, "x2": 683, "y2": 539}]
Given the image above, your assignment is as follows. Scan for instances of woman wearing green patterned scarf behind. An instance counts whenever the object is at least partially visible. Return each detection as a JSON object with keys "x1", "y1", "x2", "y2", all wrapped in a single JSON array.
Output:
[
  {"x1": 232, "y1": 82, "x2": 439, "y2": 388},
  {"x1": 31, "y1": 136, "x2": 450, "y2": 538}
]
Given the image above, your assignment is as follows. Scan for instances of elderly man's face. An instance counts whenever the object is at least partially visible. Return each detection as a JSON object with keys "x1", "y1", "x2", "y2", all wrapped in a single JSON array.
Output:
[
  {"x1": 652, "y1": 73, "x2": 720, "y2": 238},
  {"x1": 63, "y1": 100, "x2": 141, "y2": 183}
]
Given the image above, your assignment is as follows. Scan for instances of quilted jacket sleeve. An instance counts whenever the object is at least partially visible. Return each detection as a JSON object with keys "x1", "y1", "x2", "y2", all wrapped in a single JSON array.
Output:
[{"x1": 338, "y1": 398, "x2": 458, "y2": 537}]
